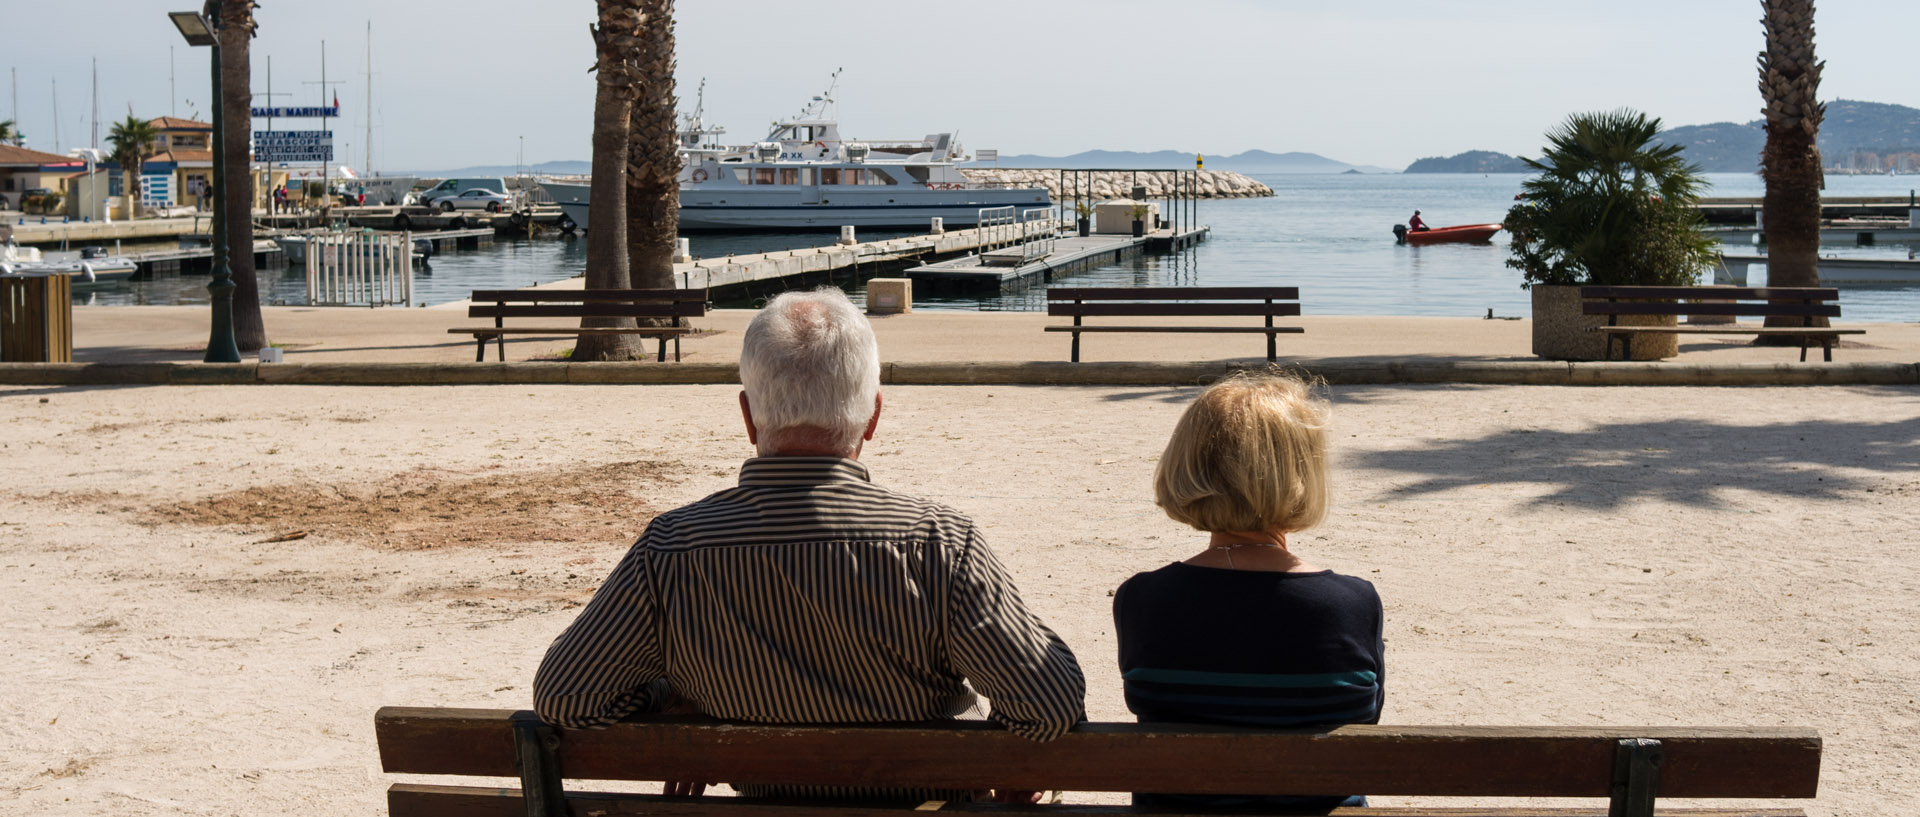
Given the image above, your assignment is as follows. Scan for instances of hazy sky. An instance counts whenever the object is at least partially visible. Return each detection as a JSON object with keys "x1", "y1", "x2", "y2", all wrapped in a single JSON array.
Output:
[{"x1": 5, "y1": 0, "x2": 1916, "y2": 172}]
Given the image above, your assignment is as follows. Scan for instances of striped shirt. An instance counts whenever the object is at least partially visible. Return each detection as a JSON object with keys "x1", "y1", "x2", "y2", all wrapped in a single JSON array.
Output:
[{"x1": 533, "y1": 456, "x2": 1086, "y2": 745}]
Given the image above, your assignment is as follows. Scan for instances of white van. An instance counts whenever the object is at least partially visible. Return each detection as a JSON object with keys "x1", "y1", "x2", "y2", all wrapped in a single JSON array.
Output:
[{"x1": 420, "y1": 177, "x2": 510, "y2": 207}]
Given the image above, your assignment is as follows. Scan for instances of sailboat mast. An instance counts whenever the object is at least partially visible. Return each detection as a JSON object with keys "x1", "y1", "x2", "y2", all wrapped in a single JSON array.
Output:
[
  {"x1": 91, "y1": 58, "x2": 98, "y2": 151},
  {"x1": 365, "y1": 20, "x2": 373, "y2": 175}
]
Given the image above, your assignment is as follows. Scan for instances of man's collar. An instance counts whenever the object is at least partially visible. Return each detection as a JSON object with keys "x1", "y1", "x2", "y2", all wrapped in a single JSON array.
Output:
[{"x1": 738, "y1": 456, "x2": 872, "y2": 486}]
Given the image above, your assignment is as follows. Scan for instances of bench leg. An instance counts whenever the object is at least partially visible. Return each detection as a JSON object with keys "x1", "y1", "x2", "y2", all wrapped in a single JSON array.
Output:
[
  {"x1": 497, "y1": 334, "x2": 507, "y2": 362},
  {"x1": 474, "y1": 336, "x2": 487, "y2": 363},
  {"x1": 674, "y1": 334, "x2": 683, "y2": 362},
  {"x1": 1620, "y1": 334, "x2": 1633, "y2": 361},
  {"x1": 1267, "y1": 332, "x2": 1276, "y2": 363},
  {"x1": 656, "y1": 335, "x2": 668, "y2": 364},
  {"x1": 1071, "y1": 331, "x2": 1081, "y2": 363},
  {"x1": 1823, "y1": 339, "x2": 1833, "y2": 363}
]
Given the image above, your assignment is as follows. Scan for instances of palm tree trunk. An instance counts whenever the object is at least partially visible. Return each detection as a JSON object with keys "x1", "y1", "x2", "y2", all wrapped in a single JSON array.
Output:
[
  {"x1": 218, "y1": 0, "x2": 266, "y2": 351},
  {"x1": 576, "y1": 0, "x2": 645, "y2": 362},
  {"x1": 1757, "y1": 0, "x2": 1828, "y2": 338},
  {"x1": 625, "y1": 0, "x2": 679, "y2": 292},
  {"x1": 128, "y1": 157, "x2": 142, "y2": 219}
]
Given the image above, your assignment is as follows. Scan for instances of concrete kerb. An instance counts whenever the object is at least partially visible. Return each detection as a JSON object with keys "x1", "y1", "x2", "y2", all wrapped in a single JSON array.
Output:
[{"x1": 1, "y1": 361, "x2": 1916, "y2": 387}]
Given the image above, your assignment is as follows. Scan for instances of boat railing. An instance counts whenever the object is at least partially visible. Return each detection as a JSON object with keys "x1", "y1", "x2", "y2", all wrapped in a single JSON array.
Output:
[{"x1": 305, "y1": 228, "x2": 414, "y2": 308}]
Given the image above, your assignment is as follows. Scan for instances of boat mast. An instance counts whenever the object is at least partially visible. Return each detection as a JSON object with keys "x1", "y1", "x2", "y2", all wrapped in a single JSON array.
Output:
[
  {"x1": 364, "y1": 20, "x2": 373, "y2": 175},
  {"x1": 90, "y1": 58, "x2": 98, "y2": 152}
]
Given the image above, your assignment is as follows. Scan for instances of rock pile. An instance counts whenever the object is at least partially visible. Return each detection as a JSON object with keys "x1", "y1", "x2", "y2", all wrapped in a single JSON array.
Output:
[{"x1": 955, "y1": 168, "x2": 1274, "y2": 199}]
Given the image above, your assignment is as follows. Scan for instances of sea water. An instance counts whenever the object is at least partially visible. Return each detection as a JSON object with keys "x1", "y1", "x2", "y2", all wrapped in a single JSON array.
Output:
[{"x1": 81, "y1": 173, "x2": 1919, "y2": 322}]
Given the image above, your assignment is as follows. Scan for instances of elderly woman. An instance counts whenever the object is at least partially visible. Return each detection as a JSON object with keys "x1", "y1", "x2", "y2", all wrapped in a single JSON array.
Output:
[{"x1": 1112, "y1": 373, "x2": 1383, "y2": 811}]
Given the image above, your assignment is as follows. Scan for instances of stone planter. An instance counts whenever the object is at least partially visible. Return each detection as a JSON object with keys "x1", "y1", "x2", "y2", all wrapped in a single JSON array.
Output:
[{"x1": 1530, "y1": 285, "x2": 1678, "y2": 361}]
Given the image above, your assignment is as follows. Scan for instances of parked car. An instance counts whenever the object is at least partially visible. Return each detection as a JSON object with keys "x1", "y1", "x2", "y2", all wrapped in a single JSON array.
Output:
[{"x1": 430, "y1": 188, "x2": 511, "y2": 213}]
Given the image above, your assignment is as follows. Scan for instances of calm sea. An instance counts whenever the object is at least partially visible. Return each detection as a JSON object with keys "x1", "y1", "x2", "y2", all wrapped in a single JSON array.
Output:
[{"x1": 83, "y1": 173, "x2": 1919, "y2": 322}]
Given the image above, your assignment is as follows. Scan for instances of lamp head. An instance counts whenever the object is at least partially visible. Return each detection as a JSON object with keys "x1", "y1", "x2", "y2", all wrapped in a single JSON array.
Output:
[{"x1": 168, "y1": 11, "x2": 217, "y2": 46}]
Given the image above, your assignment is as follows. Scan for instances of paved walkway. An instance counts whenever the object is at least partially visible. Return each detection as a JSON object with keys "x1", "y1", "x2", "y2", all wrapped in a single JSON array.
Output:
[{"x1": 64, "y1": 303, "x2": 1920, "y2": 368}]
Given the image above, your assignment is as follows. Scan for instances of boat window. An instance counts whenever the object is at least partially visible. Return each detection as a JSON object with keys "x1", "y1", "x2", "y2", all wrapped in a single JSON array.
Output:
[
  {"x1": 730, "y1": 169, "x2": 750, "y2": 184},
  {"x1": 819, "y1": 168, "x2": 841, "y2": 185},
  {"x1": 843, "y1": 169, "x2": 864, "y2": 186},
  {"x1": 865, "y1": 169, "x2": 898, "y2": 185},
  {"x1": 753, "y1": 168, "x2": 776, "y2": 185},
  {"x1": 799, "y1": 169, "x2": 813, "y2": 185},
  {"x1": 901, "y1": 166, "x2": 931, "y2": 184},
  {"x1": 778, "y1": 168, "x2": 799, "y2": 185}
]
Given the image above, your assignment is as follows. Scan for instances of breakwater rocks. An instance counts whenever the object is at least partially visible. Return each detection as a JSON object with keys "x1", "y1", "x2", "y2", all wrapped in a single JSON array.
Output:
[{"x1": 956, "y1": 169, "x2": 1275, "y2": 199}]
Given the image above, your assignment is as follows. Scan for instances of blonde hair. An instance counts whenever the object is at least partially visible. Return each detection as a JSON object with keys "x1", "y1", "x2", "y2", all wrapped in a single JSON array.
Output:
[{"x1": 1153, "y1": 372, "x2": 1330, "y2": 534}]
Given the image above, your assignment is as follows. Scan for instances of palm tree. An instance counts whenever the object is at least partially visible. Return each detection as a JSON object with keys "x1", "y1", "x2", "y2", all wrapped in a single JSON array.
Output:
[
  {"x1": 625, "y1": 0, "x2": 679, "y2": 291},
  {"x1": 1504, "y1": 109, "x2": 1718, "y2": 288},
  {"x1": 216, "y1": 0, "x2": 267, "y2": 352},
  {"x1": 1758, "y1": 0, "x2": 1826, "y2": 334},
  {"x1": 106, "y1": 115, "x2": 158, "y2": 219},
  {"x1": 576, "y1": 0, "x2": 645, "y2": 361},
  {"x1": 0, "y1": 120, "x2": 16, "y2": 145}
]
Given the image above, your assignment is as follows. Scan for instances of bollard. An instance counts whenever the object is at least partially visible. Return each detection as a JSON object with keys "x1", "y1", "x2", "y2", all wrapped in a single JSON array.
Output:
[
  {"x1": 865, "y1": 278, "x2": 912, "y2": 315},
  {"x1": 259, "y1": 347, "x2": 286, "y2": 363},
  {"x1": 930, "y1": 217, "x2": 944, "y2": 235},
  {"x1": 838, "y1": 225, "x2": 856, "y2": 246},
  {"x1": 673, "y1": 237, "x2": 693, "y2": 263}
]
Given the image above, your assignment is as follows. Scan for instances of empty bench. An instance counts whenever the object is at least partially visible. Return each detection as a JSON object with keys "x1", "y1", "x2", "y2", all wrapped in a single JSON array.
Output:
[
  {"x1": 1582, "y1": 286, "x2": 1864, "y2": 362},
  {"x1": 375, "y1": 707, "x2": 1821, "y2": 817},
  {"x1": 1046, "y1": 287, "x2": 1303, "y2": 363},
  {"x1": 452, "y1": 288, "x2": 707, "y2": 362}
]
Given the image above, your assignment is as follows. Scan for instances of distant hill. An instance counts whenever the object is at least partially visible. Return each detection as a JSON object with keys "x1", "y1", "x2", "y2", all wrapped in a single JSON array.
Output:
[
  {"x1": 992, "y1": 149, "x2": 1393, "y2": 174},
  {"x1": 1404, "y1": 150, "x2": 1532, "y2": 173},
  {"x1": 1655, "y1": 99, "x2": 1920, "y2": 172}
]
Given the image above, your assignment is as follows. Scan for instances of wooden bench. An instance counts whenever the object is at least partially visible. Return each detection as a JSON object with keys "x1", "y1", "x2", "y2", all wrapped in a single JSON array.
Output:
[
  {"x1": 375, "y1": 707, "x2": 1821, "y2": 817},
  {"x1": 1581, "y1": 286, "x2": 1864, "y2": 362},
  {"x1": 1046, "y1": 287, "x2": 1303, "y2": 363},
  {"x1": 452, "y1": 288, "x2": 707, "y2": 362}
]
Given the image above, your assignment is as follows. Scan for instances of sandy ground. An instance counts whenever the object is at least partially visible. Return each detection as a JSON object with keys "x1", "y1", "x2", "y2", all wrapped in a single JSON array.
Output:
[{"x1": 2, "y1": 381, "x2": 1917, "y2": 815}]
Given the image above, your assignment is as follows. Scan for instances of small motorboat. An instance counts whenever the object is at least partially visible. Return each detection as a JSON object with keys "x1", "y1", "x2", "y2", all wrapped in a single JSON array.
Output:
[
  {"x1": 1, "y1": 240, "x2": 139, "y2": 287},
  {"x1": 1394, "y1": 223, "x2": 1503, "y2": 245}
]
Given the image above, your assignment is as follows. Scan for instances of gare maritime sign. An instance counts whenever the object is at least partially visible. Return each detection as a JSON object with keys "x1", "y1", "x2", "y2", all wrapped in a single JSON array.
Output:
[{"x1": 250, "y1": 105, "x2": 340, "y2": 118}]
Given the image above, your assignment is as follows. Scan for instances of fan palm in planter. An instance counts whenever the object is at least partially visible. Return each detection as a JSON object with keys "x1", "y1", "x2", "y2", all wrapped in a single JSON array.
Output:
[
  {"x1": 1072, "y1": 199, "x2": 1095, "y2": 236},
  {"x1": 1505, "y1": 109, "x2": 1718, "y2": 360}
]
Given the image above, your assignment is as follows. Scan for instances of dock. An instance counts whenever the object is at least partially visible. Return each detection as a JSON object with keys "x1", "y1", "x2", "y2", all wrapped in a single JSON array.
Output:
[
  {"x1": 903, "y1": 227, "x2": 1209, "y2": 287},
  {"x1": 1696, "y1": 196, "x2": 1920, "y2": 225},
  {"x1": 669, "y1": 219, "x2": 1063, "y2": 297},
  {"x1": 125, "y1": 239, "x2": 285, "y2": 275},
  {"x1": 1708, "y1": 222, "x2": 1920, "y2": 245}
]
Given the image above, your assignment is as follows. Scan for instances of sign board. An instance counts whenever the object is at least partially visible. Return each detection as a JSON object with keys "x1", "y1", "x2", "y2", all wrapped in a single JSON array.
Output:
[
  {"x1": 976, "y1": 149, "x2": 998, "y2": 162},
  {"x1": 254, "y1": 130, "x2": 334, "y2": 163},
  {"x1": 251, "y1": 106, "x2": 339, "y2": 118}
]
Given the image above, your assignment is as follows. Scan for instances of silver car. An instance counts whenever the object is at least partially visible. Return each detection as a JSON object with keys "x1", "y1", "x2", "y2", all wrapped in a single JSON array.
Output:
[{"x1": 431, "y1": 189, "x2": 511, "y2": 213}]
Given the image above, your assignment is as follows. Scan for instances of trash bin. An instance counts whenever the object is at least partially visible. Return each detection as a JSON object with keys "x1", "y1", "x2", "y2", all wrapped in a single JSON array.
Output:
[{"x1": 1, "y1": 272, "x2": 74, "y2": 362}]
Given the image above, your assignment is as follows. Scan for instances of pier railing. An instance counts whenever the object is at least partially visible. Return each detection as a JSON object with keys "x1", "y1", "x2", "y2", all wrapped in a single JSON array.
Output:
[
  {"x1": 1019, "y1": 207, "x2": 1057, "y2": 262},
  {"x1": 304, "y1": 229, "x2": 414, "y2": 308},
  {"x1": 977, "y1": 206, "x2": 1020, "y2": 253}
]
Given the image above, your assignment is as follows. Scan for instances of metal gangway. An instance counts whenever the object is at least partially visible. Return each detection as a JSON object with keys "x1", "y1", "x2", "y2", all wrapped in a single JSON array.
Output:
[
  {"x1": 304, "y1": 229, "x2": 415, "y2": 307},
  {"x1": 975, "y1": 206, "x2": 1056, "y2": 266}
]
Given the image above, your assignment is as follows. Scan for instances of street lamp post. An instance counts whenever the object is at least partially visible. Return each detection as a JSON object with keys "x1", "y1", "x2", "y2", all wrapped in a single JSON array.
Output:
[{"x1": 169, "y1": 10, "x2": 241, "y2": 363}]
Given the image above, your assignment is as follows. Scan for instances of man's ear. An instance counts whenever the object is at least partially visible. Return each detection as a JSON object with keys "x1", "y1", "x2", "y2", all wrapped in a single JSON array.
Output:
[
  {"x1": 739, "y1": 391, "x2": 758, "y2": 444},
  {"x1": 863, "y1": 391, "x2": 882, "y2": 442}
]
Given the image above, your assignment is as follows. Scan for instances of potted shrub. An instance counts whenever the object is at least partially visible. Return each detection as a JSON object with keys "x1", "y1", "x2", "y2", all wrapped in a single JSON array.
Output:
[
  {"x1": 1072, "y1": 200, "x2": 1095, "y2": 236},
  {"x1": 1128, "y1": 202, "x2": 1150, "y2": 238},
  {"x1": 1506, "y1": 109, "x2": 1719, "y2": 360}
]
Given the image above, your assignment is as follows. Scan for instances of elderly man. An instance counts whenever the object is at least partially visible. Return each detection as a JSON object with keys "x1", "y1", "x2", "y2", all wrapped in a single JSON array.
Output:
[{"x1": 534, "y1": 287, "x2": 1085, "y2": 795}]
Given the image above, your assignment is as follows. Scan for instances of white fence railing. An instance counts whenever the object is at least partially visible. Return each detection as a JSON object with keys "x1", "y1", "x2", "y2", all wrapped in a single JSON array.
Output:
[
  {"x1": 304, "y1": 230, "x2": 414, "y2": 307},
  {"x1": 976, "y1": 206, "x2": 1019, "y2": 253},
  {"x1": 1019, "y1": 208, "x2": 1057, "y2": 262}
]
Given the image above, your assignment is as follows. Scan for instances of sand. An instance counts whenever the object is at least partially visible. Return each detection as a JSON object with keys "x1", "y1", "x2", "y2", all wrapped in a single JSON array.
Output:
[{"x1": 2, "y1": 381, "x2": 1916, "y2": 815}]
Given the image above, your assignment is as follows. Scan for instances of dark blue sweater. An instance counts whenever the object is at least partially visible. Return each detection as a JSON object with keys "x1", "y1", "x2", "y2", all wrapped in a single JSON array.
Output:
[{"x1": 1114, "y1": 562, "x2": 1385, "y2": 809}]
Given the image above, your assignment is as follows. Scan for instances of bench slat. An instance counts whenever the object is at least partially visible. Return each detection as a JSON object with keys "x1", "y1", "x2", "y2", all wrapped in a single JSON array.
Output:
[
  {"x1": 388, "y1": 783, "x2": 1807, "y2": 817},
  {"x1": 1584, "y1": 303, "x2": 1840, "y2": 318},
  {"x1": 1591, "y1": 327, "x2": 1863, "y2": 336},
  {"x1": 1048, "y1": 287, "x2": 1300, "y2": 301},
  {"x1": 1048, "y1": 303, "x2": 1304, "y2": 318},
  {"x1": 1043, "y1": 326, "x2": 1306, "y2": 334},
  {"x1": 470, "y1": 303, "x2": 706, "y2": 319},
  {"x1": 469, "y1": 288, "x2": 707, "y2": 303},
  {"x1": 1580, "y1": 286, "x2": 1838, "y2": 301},
  {"x1": 374, "y1": 709, "x2": 1820, "y2": 799},
  {"x1": 449, "y1": 327, "x2": 697, "y2": 336}
]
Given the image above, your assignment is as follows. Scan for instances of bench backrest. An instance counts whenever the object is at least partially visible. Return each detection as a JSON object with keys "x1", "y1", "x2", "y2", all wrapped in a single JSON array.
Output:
[
  {"x1": 1047, "y1": 287, "x2": 1302, "y2": 318},
  {"x1": 466, "y1": 288, "x2": 709, "y2": 321},
  {"x1": 1581, "y1": 286, "x2": 1841, "y2": 320},
  {"x1": 375, "y1": 707, "x2": 1819, "y2": 815}
]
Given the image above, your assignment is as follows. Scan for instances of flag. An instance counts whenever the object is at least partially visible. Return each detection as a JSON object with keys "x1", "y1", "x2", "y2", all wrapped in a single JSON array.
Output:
[{"x1": 332, "y1": 92, "x2": 340, "y2": 112}]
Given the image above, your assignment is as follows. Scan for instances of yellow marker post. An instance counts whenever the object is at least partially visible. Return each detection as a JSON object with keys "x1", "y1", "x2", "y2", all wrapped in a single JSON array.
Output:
[{"x1": 1196, "y1": 154, "x2": 1204, "y2": 170}]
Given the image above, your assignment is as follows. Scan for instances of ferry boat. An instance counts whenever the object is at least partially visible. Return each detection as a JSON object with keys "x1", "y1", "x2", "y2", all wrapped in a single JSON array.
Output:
[{"x1": 540, "y1": 79, "x2": 1049, "y2": 232}]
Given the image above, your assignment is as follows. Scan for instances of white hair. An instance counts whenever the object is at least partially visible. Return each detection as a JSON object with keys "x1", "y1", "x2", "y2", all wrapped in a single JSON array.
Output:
[{"x1": 739, "y1": 288, "x2": 881, "y2": 456}]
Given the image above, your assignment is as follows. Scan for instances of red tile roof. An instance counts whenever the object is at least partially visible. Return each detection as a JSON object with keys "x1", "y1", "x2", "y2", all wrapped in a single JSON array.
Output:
[
  {"x1": 148, "y1": 116, "x2": 213, "y2": 131},
  {"x1": 145, "y1": 149, "x2": 215, "y2": 164},
  {"x1": 0, "y1": 143, "x2": 74, "y2": 166}
]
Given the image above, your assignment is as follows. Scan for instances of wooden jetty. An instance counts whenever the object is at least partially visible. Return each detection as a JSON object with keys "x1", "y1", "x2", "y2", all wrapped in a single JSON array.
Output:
[
  {"x1": 668, "y1": 220, "x2": 1062, "y2": 296},
  {"x1": 1707, "y1": 222, "x2": 1920, "y2": 245},
  {"x1": 903, "y1": 227, "x2": 1209, "y2": 287},
  {"x1": 125, "y1": 240, "x2": 285, "y2": 275},
  {"x1": 1716, "y1": 253, "x2": 1920, "y2": 286}
]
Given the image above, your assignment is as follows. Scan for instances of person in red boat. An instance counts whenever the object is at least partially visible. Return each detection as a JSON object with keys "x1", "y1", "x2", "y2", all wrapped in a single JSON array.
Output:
[{"x1": 1408, "y1": 210, "x2": 1430, "y2": 232}]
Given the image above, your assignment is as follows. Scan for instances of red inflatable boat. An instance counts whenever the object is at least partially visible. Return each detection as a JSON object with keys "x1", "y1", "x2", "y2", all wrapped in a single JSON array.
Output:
[{"x1": 1395, "y1": 223, "x2": 1503, "y2": 244}]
